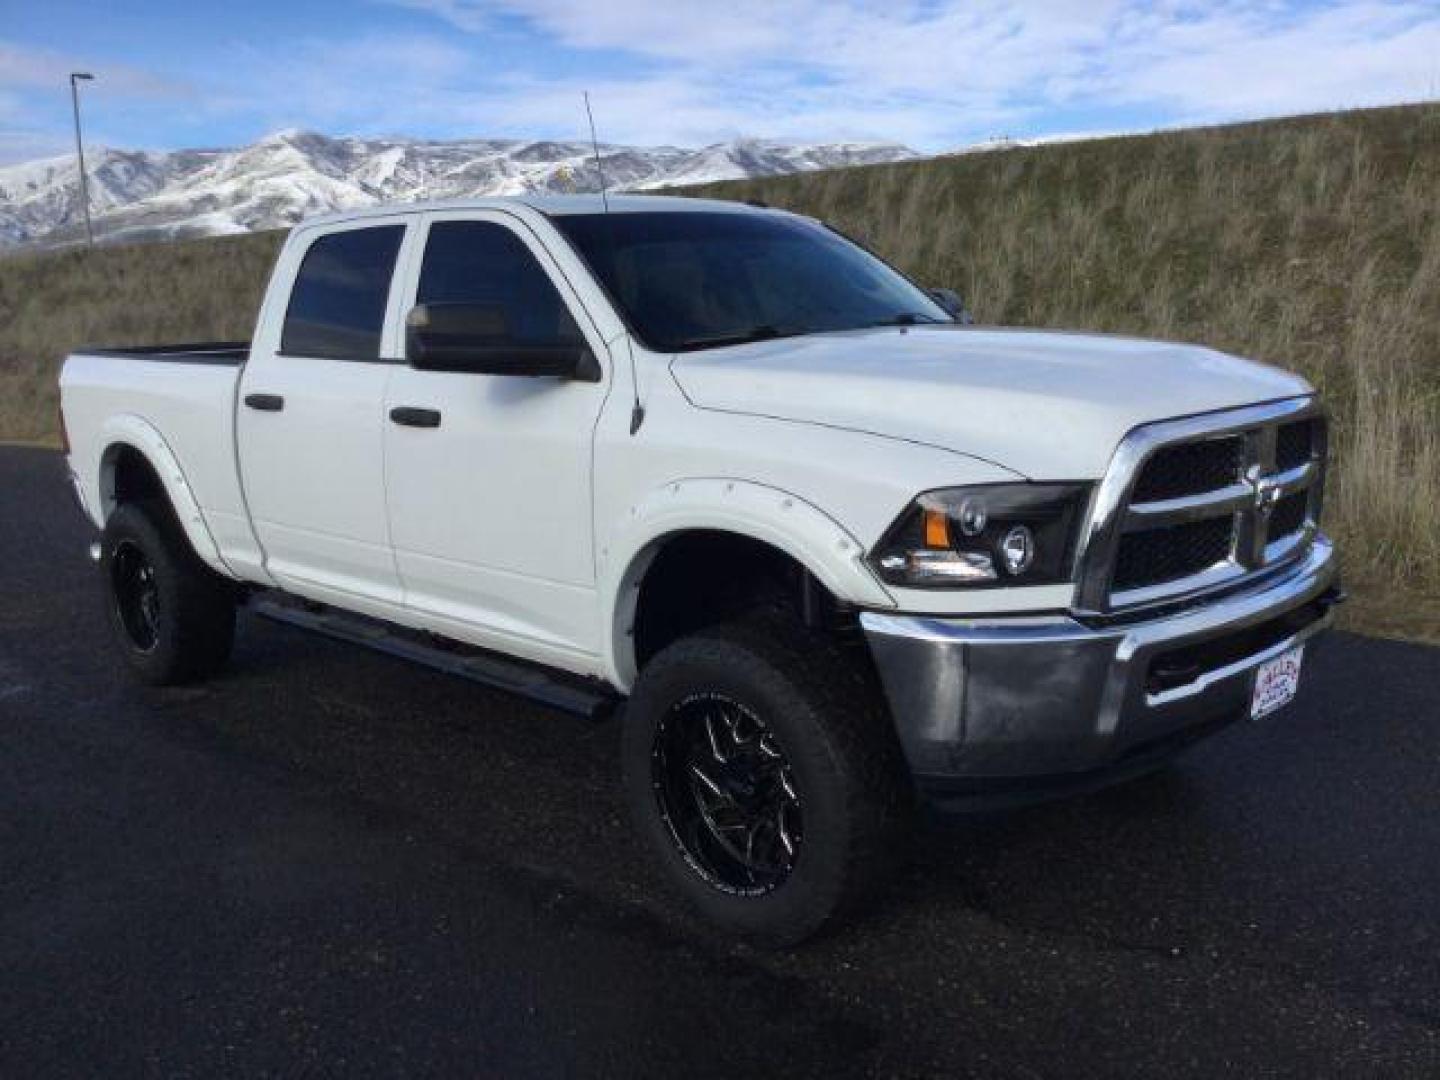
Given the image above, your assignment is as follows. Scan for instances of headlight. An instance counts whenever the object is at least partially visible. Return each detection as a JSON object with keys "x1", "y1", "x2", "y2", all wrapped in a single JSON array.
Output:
[{"x1": 870, "y1": 483, "x2": 1091, "y2": 588}]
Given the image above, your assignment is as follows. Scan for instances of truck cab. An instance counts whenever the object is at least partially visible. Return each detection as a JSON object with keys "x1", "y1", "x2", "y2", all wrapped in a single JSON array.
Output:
[{"x1": 60, "y1": 195, "x2": 1342, "y2": 943}]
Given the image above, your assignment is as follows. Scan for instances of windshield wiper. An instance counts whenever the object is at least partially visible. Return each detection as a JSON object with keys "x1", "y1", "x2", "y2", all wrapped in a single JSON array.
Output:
[
  {"x1": 674, "y1": 313, "x2": 944, "y2": 350},
  {"x1": 672, "y1": 325, "x2": 808, "y2": 350},
  {"x1": 866, "y1": 312, "x2": 948, "y2": 327}
]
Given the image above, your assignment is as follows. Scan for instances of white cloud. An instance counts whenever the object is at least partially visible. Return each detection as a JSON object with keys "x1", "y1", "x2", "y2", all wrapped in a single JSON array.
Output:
[
  {"x1": 204, "y1": 33, "x2": 474, "y2": 130},
  {"x1": 0, "y1": 130, "x2": 71, "y2": 165},
  {"x1": 385, "y1": 0, "x2": 1440, "y2": 146},
  {"x1": 0, "y1": 87, "x2": 72, "y2": 165},
  {"x1": 3, "y1": 1, "x2": 1435, "y2": 164},
  {"x1": 0, "y1": 40, "x2": 191, "y2": 98},
  {"x1": 1115, "y1": 3, "x2": 1440, "y2": 117}
]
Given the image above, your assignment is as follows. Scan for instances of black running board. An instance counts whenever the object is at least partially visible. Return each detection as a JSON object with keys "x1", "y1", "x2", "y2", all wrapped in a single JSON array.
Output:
[{"x1": 249, "y1": 594, "x2": 619, "y2": 721}]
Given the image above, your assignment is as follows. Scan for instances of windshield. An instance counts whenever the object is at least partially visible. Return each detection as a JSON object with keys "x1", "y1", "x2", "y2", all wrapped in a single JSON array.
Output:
[{"x1": 552, "y1": 210, "x2": 951, "y2": 352}]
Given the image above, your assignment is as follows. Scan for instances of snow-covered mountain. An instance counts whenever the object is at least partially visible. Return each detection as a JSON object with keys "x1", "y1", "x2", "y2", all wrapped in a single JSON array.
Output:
[
  {"x1": 0, "y1": 130, "x2": 916, "y2": 249},
  {"x1": 938, "y1": 131, "x2": 1122, "y2": 156}
]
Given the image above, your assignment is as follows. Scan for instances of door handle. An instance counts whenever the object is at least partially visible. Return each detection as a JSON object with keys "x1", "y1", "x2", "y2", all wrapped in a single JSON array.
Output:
[
  {"x1": 389, "y1": 407, "x2": 442, "y2": 429},
  {"x1": 244, "y1": 393, "x2": 284, "y2": 412}
]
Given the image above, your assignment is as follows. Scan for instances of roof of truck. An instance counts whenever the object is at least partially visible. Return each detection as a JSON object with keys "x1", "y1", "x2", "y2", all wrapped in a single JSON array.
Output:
[{"x1": 297, "y1": 194, "x2": 771, "y2": 229}]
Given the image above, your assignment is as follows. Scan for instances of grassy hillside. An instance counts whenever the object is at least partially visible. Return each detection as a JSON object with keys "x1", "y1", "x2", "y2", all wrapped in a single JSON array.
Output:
[
  {"x1": 2, "y1": 104, "x2": 1436, "y2": 633},
  {"x1": 0, "y1": 230, "x2": 285, "y2": 442},
  {"x1": 695, "y1": 104, "x2": 1440, "y2": 625}
]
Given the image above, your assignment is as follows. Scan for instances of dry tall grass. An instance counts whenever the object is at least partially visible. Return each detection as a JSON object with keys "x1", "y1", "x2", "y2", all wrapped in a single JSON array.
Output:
[
  {"x1": 1, "y1": 104, "x2": 1436, "y2": 618},
  {"x1": 0, "y1": 230, "x2": 284, "y2": 442},
  {"x1": 695, "y1": 104, "x2": 1440, "y2": 607}
]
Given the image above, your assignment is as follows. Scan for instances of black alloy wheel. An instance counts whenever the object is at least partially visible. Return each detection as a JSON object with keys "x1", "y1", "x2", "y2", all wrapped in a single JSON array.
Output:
[
  {"x1": 99, "y1": 501, "x2": 237, "y2": 685},
  {"x1": 111, "y1": 539, "x2": 162, "y2": 652},
  {"x1": 652, "y1": 691, "x2": 803, "y2": 895},
  {"x1": 622, "y1": 612, "x2": 911, "y2": 945}
]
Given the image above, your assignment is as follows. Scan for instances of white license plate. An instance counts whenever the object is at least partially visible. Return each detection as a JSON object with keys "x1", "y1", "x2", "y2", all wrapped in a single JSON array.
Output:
[{"x1": 1251, "y1": 645, "x2": 1304, "y2": 719}]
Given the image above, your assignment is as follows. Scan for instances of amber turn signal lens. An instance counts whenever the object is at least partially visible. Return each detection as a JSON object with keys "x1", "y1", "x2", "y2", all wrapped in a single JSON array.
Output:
[{"x1": 923, "y1": 508, "x2": 950, "y2": 548}]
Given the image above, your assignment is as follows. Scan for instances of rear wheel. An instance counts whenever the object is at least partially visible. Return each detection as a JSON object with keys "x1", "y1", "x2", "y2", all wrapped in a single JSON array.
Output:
[
  {"x1": 622, "y1": 612, "x2": 910, "y2": 945},
  {"x1": 100, "y1": 502, "x2": 237, "y2": 685}
]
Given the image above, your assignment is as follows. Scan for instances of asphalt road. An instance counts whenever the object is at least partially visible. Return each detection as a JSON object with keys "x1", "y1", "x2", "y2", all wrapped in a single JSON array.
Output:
[{"x1": 2, "y1": 445, "x2": 1438, "y2": 1078}]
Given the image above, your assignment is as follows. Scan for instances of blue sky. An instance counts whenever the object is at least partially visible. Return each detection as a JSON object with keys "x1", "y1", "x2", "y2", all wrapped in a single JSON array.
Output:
[{"x1": 2, "y1": 0, "x2": 1437, "y2": 164}]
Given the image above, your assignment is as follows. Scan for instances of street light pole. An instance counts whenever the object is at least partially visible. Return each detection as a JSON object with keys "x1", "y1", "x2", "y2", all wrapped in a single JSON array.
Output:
[{"x1": 69, "y1": 72, "x2": 95, "y2": 247}]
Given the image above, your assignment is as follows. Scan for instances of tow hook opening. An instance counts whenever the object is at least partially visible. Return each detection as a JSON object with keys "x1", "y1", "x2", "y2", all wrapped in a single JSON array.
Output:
[{"x1": 1143, "y1": 592, "x2": 1338, "y2": 697}]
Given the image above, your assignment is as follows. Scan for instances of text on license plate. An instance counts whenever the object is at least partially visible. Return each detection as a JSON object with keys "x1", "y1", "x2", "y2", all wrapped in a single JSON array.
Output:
[{"x1": 1251, "y1": 645, "x2": 1304, "y2": 720}]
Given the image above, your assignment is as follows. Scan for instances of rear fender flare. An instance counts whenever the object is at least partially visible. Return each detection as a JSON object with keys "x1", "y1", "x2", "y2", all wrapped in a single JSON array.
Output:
[{"x1": 98, "y1": 414, "x2": 233, "y2": 578}]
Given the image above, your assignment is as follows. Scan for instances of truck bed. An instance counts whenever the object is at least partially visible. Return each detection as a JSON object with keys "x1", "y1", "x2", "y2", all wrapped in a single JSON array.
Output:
[
  {"x1": 60, "y1": 344, "x2": 254, "y2": 565},
  {"x1": 77, "y1": 341, "x2": 250, "y2": 365}
]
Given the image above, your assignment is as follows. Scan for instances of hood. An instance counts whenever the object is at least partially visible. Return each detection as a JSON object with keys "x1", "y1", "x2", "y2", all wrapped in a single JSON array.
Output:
[{"x1": 668, "y1": 326, "x2": 1312, "y2": 479}]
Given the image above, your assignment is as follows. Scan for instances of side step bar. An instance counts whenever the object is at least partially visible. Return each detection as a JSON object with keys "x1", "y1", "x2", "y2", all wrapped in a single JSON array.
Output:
[{"x1": 249, "y1": 594, "x2": 619, "y2": 721}]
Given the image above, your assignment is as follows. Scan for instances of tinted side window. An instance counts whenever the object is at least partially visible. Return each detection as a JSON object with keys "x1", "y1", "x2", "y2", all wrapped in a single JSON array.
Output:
[
  {"x1": 417, "y1": 221, "x2": 582, "y2": 346},
  {"x1": 282, "y1": 225, "x2": 404, "y2": 359}
]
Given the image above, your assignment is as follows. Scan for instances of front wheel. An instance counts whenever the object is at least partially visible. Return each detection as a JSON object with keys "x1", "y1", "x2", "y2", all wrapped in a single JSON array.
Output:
[{"x1": 622, "y1": 614, "x2": 911, "y2": 945}]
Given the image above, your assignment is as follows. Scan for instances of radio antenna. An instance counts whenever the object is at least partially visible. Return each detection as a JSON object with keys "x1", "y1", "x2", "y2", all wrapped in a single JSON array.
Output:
[
  {"x1": 583, "y1": 91, "x2": 610, "y2": 212},
  {"x1": 583, "y1": 92, "x2": 643, "y2": 433}
]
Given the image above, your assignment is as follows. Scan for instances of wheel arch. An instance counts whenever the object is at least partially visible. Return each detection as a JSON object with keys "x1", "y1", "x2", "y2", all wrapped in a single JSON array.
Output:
[
  {"x1": 96, "y1": 415, "x2": 233, "y2": 578},
  {"x1": 600, "y1": 479, "x2": 895, "y2": 691}
]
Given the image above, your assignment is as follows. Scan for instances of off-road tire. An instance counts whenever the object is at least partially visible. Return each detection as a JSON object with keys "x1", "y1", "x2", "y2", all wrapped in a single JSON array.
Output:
[
  {"x1": 622, "y1": 611, "x2": 911, "y2": 946},
  {"x1": 100, "y1": 501, "x2": 236, "y2": 685}
]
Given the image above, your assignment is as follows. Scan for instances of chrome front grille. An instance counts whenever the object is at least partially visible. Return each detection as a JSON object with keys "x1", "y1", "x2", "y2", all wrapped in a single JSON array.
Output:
[
  {"x1": 1275, "y1": 419, "x2": 1318, "y2": 472},
  {"x1": 1076, "y1": 398, "x2": 1328, "y2": 613},
  {"x1": 1111, "y1": 516, "x2": 1234, "y2": 592},
  {"x1": 1269, "y1": 490, "x2": 1308, "y2": 540},
  {"x1": 1130, "y1": 436, "x2": 1244, "y2": 502}
]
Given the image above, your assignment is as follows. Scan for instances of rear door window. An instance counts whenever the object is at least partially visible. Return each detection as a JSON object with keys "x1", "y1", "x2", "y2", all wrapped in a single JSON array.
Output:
[{"x1": 282, "y1": 225, "x2": 405, "y2": 359}]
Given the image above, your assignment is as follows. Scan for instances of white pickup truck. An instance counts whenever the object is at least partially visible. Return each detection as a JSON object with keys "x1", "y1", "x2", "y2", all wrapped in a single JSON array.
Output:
[{"x1": 60, "y1": 195, "x2": 1342, "y2": 943}]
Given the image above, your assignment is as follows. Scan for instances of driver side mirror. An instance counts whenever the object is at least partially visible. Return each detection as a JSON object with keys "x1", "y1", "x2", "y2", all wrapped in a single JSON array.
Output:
[
  {"x1": 927, "y1": 288, "x2": 974, "y2": 325},
  {"x1": 405, "y1": 302, "x2": 600, "y2": 381}
]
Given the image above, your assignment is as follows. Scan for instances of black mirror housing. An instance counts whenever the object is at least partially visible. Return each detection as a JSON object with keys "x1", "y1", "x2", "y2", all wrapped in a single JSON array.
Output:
[
  {"x1": 927, "y1": 287, "x2": 974, "y2": 325},
  {"x1": 405, "y1": 303, "x2": 600, "y2": 381}
]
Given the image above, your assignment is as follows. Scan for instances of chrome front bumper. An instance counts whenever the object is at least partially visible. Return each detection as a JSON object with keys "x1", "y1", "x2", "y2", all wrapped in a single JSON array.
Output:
[{"x1": 862, "y1": 538, "x2": 1341, "y2": 803}]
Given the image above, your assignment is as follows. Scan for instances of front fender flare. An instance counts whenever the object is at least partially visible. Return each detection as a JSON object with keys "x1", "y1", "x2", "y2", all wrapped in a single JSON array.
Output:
[
  {"x1": 599, "y1": 478, "x2": 895, "y2": 690},
  {"x1": 97, "y1": 414, "x2": 234, "y2": 578}
]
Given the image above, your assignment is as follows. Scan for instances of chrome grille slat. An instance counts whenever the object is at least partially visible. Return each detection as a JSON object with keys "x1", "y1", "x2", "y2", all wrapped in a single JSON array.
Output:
[
  {"x1": 1075, "y1": 397, "x2": 1327, "y2": 615},
  {"x1": 1122, "y1": 457, "x2": 1317, "y2": 536},
  {"x1": 1267, "y1": 459, "x2": 1319, "y2": 496},
  {"x1": 1122, "y1": 482, "x2": 1252, "y2": 531}
]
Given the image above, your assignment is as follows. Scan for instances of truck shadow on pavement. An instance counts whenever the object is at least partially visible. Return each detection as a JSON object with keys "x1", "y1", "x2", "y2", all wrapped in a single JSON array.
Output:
[{"x1": 191, "y1": 614, "x2": 1440, "y2": 996}]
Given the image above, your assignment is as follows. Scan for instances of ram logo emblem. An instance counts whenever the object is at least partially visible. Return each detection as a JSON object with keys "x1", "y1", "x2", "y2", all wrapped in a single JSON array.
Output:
[{"x1": 1246, "y1": 466, "x2": 1284, "y2": 516}]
